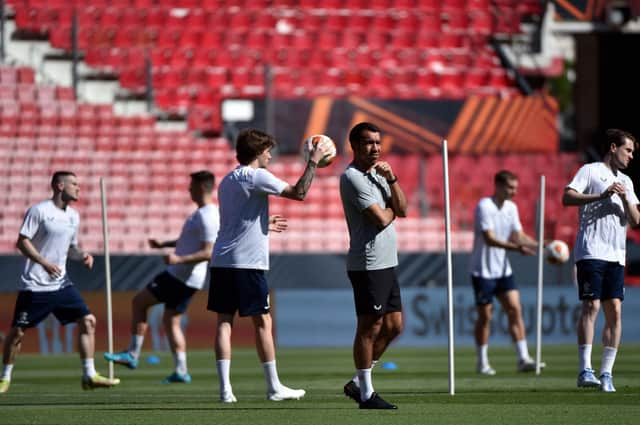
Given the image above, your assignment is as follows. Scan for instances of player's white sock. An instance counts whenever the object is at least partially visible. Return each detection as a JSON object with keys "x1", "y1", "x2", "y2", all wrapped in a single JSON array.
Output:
[
  {"x1": 600, "y1": 346, "x2": 617, "y2": 375},
  {"x1": 578, "y1": 344, "x2": 593, "y2": 371},
  {"x1": 174, "y1": 351, "x2": 187, "y2": 375},
  {"x1": 128, "y1": 335, "x2": 144, "y2": 359},
  {"x1": 216, "y1": 359, "x2": 232, "y2": 394},
  {"x1": 357, "y1": 368, "x2": 374, "y2": 402},
  {"x1": 262, "y1": 360, "x2": 282, "y2": 393},
  {"x1": 515, "y1": 339, "x2": 531, "y2": 362},
  {"x1": 1, "y1": 364, "x2": 14, "y2": 381},
  {"x1": 477, "y1": 344, "x2": 489, "y2": 367},
  {"x1": 82, "y1": 358, "x2": 96, "y2": 378},
  {"x1": 351, "y1": 359, "x2": 377, "y2": 386}
]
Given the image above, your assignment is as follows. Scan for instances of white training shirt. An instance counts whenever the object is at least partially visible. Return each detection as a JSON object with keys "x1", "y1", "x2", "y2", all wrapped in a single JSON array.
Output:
[
  {"x1": 167, "y1": 203, "x2": 219, "y2": 289},
  {"x1": 19, "y1": 200, "x2": 80, "y2": 292},
  {"x1": 211, "y1": 165, "x2": 288, "y2": 270},
  {"x1": 567, "y1": 162, "x2": 639, "y2": 265},
  {"x1": 469, "y1": 197, "x2": 523, "y2": 279}
]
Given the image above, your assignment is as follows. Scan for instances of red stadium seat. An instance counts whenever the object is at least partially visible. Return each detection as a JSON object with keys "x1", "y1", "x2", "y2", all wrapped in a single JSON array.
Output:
[
  {"x1": 443, "y1": 10, "x2": 469, "y2": 32},
  {"x1": 2, "y1": 0, "x2": 547, "y2": 147},
  {"x1": 55, "y1": 86, "x2": 75, "y2": 101},
  {"x1": 465, "y1": 68, "x2": 489, "y2": 91},
  {"x1": 469, "y1": 11, "x2": 494, "y2": 35},
  {"x1": 488, "y1": 68, "x2": 513, "y2": 88},
  {"x1": 416, "y1": 0, "x2": 440, "y2": 11},
  {"x1": 17, "y1": 67, "x2": 35, "y2": 84},
  {"x1": 441, "y1": 0, "x2": 466, "y2": 12}
]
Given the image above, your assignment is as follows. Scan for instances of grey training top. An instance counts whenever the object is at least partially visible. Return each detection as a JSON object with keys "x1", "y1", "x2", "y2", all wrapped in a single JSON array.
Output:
[{"x1": 340, "y1": 164, "x2": 398, "y2": 271}]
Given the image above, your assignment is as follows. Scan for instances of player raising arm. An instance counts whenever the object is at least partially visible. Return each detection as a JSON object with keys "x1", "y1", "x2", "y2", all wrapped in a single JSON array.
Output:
[{"x1": 207, "y1": 128, "x2": 331, "y2": 403}]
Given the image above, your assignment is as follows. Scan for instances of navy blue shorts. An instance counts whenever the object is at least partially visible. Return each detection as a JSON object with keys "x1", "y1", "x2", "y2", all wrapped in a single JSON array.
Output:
[
  {"x1": 347, "y1": 268, "x2": 403, "y2": 316},
  {"x1": 576, "y1": 259, "x2": 625, "y2": 301},
  {"x1": 11, "y1": 285, "x2": 91, "y2": 328},
  {"x1": 207, "y1": 267, "x2": 270, "y2": 317},
  {"x1": 146, "y1": 271, "x2": 198, "y2": 314},
  {"x1": 471, "y1": 275, "x2": 517, "y2": 305}
]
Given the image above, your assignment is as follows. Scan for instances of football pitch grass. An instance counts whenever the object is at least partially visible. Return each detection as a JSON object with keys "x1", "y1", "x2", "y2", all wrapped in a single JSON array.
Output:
[{"x1": 1, "y1": 344, "x2": 639, "y2": 425}]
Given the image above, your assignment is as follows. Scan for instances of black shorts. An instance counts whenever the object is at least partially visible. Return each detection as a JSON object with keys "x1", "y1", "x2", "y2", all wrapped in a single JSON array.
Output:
[
  {"x1": 11, "y1": 286, "x2": 91, "y2": 328},
  {"x1": 207, "y1": 267, "x2": 270, "y2": 317},
  {"x1": 146, "y1": 271, "x2": 198, "y2": 314},
  {"x1": 471, "y1": 275, "x2": 517, "y2": 306},
  {"x1": 347, "y1": 267, "x2": 402, "y2": 316},
  {"x1": 576, "y1": 259, "x2": 625, "y2": 301}
]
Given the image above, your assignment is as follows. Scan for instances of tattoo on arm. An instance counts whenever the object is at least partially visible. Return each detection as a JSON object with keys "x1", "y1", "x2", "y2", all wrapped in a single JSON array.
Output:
[{"x1": 293, "y1": 161, "x2": 317, "y2": 199}]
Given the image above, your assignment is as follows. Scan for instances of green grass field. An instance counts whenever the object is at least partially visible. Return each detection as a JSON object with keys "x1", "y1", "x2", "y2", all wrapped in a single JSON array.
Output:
[{"x1": 1, "y1": 344, "x2": 639, "y2": 425}]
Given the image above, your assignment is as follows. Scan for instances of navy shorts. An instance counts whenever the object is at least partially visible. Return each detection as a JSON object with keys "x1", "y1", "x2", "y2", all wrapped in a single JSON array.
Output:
[
  {"x1": 576, "y1": 259, "x2": 625, "y2": 301},
  {"x1": 11, "y1": 285, "x2": 91, "y2": 328},
  {"x1": 207, "y1": 267, "x2": 270, "y2": 317},
  {"x1": 146, "y1": 271, "x2": 198, "y2": 314},
  {"x1": 471, "y1": 274, "x2": 517, "y2": 305},
  {"x1": 347, "y1": 267, "x2": 403, "y2": 316}
]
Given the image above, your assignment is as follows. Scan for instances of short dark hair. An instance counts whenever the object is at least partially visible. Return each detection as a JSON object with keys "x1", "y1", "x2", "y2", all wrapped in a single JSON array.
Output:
[
  {"x1": 603, "y1": 128, "x2": 638, "y2": 155},
  {"x1": 348, "y1": 122, "x2": 381, "y2": 149},
  {"x1": 190, "y1": 170, "x2": 215, "y2": 191},
  {"x1": 494, "y1": 169, "x2": 517, "y2": 186},
  {"x1": 51, "y1": 171, "x2": 76, "y2": 190},
  {"x1": 235, "y1": 129, "x2": 276, "y2": 165}
]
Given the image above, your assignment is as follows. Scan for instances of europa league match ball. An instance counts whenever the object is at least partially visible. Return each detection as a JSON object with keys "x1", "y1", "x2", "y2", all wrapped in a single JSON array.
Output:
[
  {"x1": 302, "y1": 134, "x2": 337, "y2": 168},
  {"x1": 545, "y1": 240, "x2": 570, "y2": 265}
]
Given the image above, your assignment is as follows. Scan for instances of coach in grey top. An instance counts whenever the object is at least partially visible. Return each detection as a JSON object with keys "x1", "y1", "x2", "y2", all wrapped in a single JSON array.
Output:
[
  {"x1": 341, "y1": 166, "x2": 398, "y2": 270},
  {"x1": 340, "y1": 122, "x2": 407, "y2": 410}
]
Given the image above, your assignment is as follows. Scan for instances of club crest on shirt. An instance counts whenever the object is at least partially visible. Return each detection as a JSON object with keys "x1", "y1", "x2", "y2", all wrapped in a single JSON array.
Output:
[{"x1": 16, "y1": 311, "x2": 29, "y2": 326}]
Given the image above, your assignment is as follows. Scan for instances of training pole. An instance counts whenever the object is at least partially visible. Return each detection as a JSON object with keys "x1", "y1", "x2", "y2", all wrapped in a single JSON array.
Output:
[
  {"x1": 535, "y1": 175, "x2": 545, "y2": 375},
  {"x1": 100, "y1": 177, "x2": 114, "y2": 380},
  {"x1": 442, "y1": 139, "x2": 455, "y2": 395}
]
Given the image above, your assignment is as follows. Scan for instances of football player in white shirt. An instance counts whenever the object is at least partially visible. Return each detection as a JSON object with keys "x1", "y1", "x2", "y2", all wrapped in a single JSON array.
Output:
[
  {"x1": 469, "y1": 170, "x2": 542, "y2": 376},
  {"x1": 104, "y1": 171, "x2": 219, "y2": 384},
  {"x1": 0, "y1": 171, "x2": 120, "y2": 394},
  {"x1": 207, "y1": 128, "x2": 331, "y2": 403},
  {"x1": 563, "y1": 129, "x2": 640, "y2": 392}
]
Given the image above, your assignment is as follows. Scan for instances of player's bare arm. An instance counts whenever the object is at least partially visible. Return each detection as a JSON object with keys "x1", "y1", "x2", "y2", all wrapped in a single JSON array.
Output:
[
  {"x1": 281, "y1": 142, "x2": 332, "y2": 201},
  {"x1": 373, "y1": 161, "x2": 407, "y2": 218},
  {"x1": 483, "y1": 230, "x2": 533, "y2": 255},
  {"x1": 510, "y1": 231, "x2": 538, "y2": 254},
  {"x1": 617, "y1": 191, "x2": 640, "y2": 227},
  {"x1": 148, "y1": 239, "x2": 177, "y2": 249},
  {"x1": 164, "y1": 241, "x2": 213, "y2": 265},
  {"x1": 562, "y1": 185, "x2": 621, "y2": 206},
  {"x1": 563, "y1": 185, "x2": 640, "y2": 226},
  {"x1": 268, "y1": 215, "x2": 288, "y2": 233},
  {"x1": 16, "y1": 235, "x2": 62, "y2": 277},
  {"x1": 363, "y1": 203, "x2": 396, "y2": 230},
  {"x1": 69, "y1": 245, "x2": 93, "y2": 269}
]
